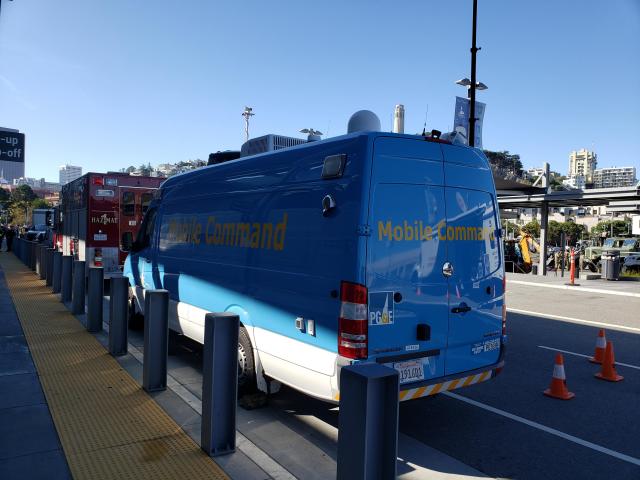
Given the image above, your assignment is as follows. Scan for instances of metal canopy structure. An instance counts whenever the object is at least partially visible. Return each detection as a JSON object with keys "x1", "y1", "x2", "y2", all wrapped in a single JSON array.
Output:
[
  {"x1": 498, "y1": 185, "x2": 640, "y2": 209},
  {"x1": 495, "y1": 173, "x2": 640, "y2": 276}
]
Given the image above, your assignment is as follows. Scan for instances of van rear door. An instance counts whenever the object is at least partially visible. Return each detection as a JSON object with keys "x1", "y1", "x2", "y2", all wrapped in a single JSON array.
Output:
[
  {"x1": 366, "y1": 137, "x2": 448, "y2": 383},
  {"x1": 442, "y1": 146, "x2": 503, "y2": 375}
]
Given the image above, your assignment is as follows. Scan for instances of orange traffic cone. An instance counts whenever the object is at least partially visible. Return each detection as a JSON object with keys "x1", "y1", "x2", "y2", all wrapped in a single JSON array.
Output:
[
  {"x1": 589, "y1": 329, "x2": 607, "y2": 364},
  {"x1": 595, "y1": 341, "x2": 624, "y2": 382},
  {"x1": 543, "y1": 353, "x2": 575, "y2": 400}
]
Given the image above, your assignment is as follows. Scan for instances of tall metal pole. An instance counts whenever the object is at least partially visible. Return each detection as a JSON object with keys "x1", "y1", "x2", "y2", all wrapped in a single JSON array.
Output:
[{"x1": 469, "y1": 0, "x2": 479, "y2": 148}]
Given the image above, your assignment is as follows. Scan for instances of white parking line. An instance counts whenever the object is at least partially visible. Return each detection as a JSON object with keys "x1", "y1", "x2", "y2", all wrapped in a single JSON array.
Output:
[
  {"x1": 444, "y1": 392, "x2": 640, "y2": 467},
  {"x1": 507, "y1": 307, "x2": 640, "y2": 334},
  {"x1": 537, "y1": 345, "x2": 640, "y2": 370},
  {"x1": 508, "y1": 280, "x2": 640, "y2": 298}
]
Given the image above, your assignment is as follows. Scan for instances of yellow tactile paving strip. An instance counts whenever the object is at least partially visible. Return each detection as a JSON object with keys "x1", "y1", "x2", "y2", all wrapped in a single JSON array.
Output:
[{"x1": 0, "y1": 254, "x2": 228, "y2": 480}]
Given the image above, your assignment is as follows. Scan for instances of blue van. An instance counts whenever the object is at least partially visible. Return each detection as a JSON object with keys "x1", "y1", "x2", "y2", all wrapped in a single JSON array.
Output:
[{"x1": 124, "y1": 131, "x2": 506, "y2": 402}]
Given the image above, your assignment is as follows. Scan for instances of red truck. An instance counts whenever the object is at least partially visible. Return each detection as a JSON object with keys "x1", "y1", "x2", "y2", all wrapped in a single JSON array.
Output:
[{"x1": 59, "y1": 172, "x2": 164, "y2": 277}]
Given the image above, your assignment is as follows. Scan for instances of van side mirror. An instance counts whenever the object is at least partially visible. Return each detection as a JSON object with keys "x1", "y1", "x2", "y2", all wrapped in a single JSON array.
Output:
[{"x1": 122, "y1": 232, "x2": 134, "y2": 252}]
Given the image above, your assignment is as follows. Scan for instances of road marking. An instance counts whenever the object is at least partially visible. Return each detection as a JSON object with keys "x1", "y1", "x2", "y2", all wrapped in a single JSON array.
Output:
[
  {"x1": 444, "y1": 391, "x2": 640, "y2": 467},
  {"x1": 538, "y1": 345, "x2": 640, "y2": 370},
  {"x1": 508, "y1": 280, "x2": 640, "y2": 298},
  {"x1": 507, "y1": 307, "x2": 640, "y2": 334}
]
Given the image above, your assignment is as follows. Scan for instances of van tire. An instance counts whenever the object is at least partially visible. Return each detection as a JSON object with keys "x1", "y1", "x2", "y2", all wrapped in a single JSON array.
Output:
[
  {"x1": 128, "y1": 296, "x2": 144, "y2": 330},
  {"x1": 238, "y1": 327, "x2": 257, "y2": 395}
]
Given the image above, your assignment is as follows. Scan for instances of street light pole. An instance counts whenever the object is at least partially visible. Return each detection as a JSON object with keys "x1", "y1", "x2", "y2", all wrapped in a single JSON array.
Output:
[{"x1": 469, "y1": 0, "x2": 479, "y2": 148}]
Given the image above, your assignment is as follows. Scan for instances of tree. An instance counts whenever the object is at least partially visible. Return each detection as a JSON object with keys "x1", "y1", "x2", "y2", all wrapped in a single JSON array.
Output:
[
  {"x1": 546, "y1": 220, "x2": 586, "y2": 245},
  {"x1": 562, "y1": 222, "x2": 585, "y2": 244},
  {"x1": 11, "y1": 184, "x2": 37, "y2": 203},
  {"x1": 31, "y1": 198, "x2": 51, "y2": 209},
  {"x1": 591, "y1": 220, "x2": 630, "y2": 238},
  {"x1": 0, "y1": 187, "x2": 10, "y2": 206},
  {"x1": 483, "y1": 150, "x2": 524, "y2": 177},
  {"x1": 522, "y1": 219, "x2": 540, "y2": 238}
]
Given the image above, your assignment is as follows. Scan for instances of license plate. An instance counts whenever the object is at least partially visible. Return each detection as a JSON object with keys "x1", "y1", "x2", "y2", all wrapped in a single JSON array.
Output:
[
  {"x1": 394, "y1": 360, "x2": 425, "y2": 385},
  {"x1": 93, "y1": 234, "x2": 107, "y2": 241}
]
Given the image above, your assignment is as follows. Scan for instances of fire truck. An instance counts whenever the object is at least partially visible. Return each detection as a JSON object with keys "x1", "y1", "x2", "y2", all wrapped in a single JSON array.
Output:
[{"x1": 59, "y1": 172, "x2": 164, "y2": 277}]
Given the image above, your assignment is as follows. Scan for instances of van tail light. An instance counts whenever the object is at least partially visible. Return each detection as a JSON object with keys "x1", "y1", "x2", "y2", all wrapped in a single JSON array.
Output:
[
  {"x1": 94, "y1": 248, "x2": 103, "y2": 267},
  {"x1": 502, "y1": 276, "x2": 507, "y2": 336},
  {"x1": 338, "y1": 281, "x2": 368, "y2": 360}
]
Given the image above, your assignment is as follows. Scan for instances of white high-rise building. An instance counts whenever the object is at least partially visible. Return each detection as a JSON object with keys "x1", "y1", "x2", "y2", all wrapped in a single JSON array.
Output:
[
  {"x1": 59, "y1": 164, "x2": 82, "y2": 185},
  {"x1": 568, "y1": 149, "x2": 597, "y2": 183},
  {"x1": 593, "y1": 167, "x2": 637, "y2": 189}
]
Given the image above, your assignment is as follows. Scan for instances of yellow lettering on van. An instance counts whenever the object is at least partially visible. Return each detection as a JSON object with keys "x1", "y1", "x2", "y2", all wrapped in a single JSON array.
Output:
[
  {"x1": 260, "y1": 223, "x2": 273, "y2": 249},
  {"x1": 378, "y1": 221, "x2": 392, "y2": 241},
  {"x1": 421, "y1": 224, "x2": 432, "y2": 241},
  {"x1": 194, "y1": 222, "x2": 202, "y2": 245},
  {"x1": 250, "y1": 223, "x2": 261, "y2": 248},
  {"x1": 205, "y1": 216, "x2": 216, "y2": 244},
  {"x1": 438, "y1": 220, "x2": 446, "y2": 240},
  {"x1": 273, "y1": 213, "x2": 288, "y2": 251}
]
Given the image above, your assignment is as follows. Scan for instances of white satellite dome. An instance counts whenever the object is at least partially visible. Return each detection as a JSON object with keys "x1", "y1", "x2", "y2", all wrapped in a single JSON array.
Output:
[{"x1": 347, "y1": 110, "x2": 381, "y2": 133}]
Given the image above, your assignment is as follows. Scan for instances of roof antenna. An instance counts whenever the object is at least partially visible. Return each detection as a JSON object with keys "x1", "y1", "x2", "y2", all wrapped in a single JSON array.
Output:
[
  {"x1": 242, "y1": 106, "x2": 254, "y2": 142},
  {"x1": 422, "y1": 105, "x2": 429, "y2": 136}
]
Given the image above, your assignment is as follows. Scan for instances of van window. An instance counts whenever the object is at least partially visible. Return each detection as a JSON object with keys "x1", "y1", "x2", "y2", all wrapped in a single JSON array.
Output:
[
  {"x1": 446, "y1": 188, "x2": 500, "y2": 281},
  {"x1": 121, "y1": 231, "x2": 133, "y2": 251},
  {"x1": 122, "y1": 191, "x2": 135, "y2": 216},
  {"x1": 141, "y1": 193, "x2": 153, "y2": 215},
  {"x1": 137, "y1": 208, "x2": 157, "y2": 250}
]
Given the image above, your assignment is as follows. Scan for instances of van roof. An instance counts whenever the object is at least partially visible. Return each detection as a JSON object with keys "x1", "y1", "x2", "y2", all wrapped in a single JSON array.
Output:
[{"x1": 161, "y1": 131, "x2": 479, "y2": 190}]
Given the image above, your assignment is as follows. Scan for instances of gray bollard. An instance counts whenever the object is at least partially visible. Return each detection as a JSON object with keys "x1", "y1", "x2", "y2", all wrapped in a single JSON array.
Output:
[
  {"x1": 35, "y1": 245, "x2": 42, "y2": 276},
  {"x1": 61, "y1": 255, "x2": 73, "y2": 303},
  {"x1": 30, "y1": 242, "x2": 37, "y2": 270},
  {"x1": 45, "y1": 248, "x2": 55, "y2": 287},
  {"x1": 52, "y1": 252, "x2": 63, "y2": 294},
  {"x1": 109, "y1": 277, "x2": 129, "y2": 356},
  {"x1": 86, "y1": 267, "x2": 104, "y2": 333},
  {"x1": 336, "y1": 363, "x2": 400, "y2": 480},
  {"x1": 143, "y1": 289, "x2": 169, "y2": 392},
  {"x1": 71, "y1": 260, "x2": 86, "y2": 315},
  {"x1": 201, "y1": 312, "x2": 240, "y2": 457},
  {"x1": 39, "y1": 246, "x2": 48, "y2": 280}
]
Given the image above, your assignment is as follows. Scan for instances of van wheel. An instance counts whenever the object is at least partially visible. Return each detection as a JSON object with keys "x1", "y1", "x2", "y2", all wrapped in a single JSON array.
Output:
[
  {"x1": 238, "y1": 327, "x2": 257, "y2": 395},
  {"x1": 128, "y1": 296, "x2": 144, "y2": 330}
]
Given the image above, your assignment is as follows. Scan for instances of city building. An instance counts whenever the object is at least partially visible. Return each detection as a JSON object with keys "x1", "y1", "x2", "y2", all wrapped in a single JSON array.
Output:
[
  {"x1": 13, "y1": 177, "x2": 62, "y2": 193},
  {"x1": 59, "y1": 164, "x2": 82, "y2": 185},
  {"x1": 568, "y1": 148, "x2": 597, "y2": 183},
  {"x1": 562, "y1": 175, "x2": 586, "y2": 190},
  {"x1": 592, "y1": 167, "x2": 637, "y2": 189},
  {"x1": 0, "y1": 127, "x2": 26, "y2": 183}
]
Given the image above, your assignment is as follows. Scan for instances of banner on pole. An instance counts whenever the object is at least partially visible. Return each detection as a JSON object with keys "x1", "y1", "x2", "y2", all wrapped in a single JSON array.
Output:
[{"x1": 453, "y1": 96, "x2": 486, "y2": 149}]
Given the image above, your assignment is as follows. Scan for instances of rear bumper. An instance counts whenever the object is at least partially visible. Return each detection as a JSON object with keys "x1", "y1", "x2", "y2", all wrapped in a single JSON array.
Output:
[{"x1": 399, "y1": 345, "x2": 506, "y2": 401}]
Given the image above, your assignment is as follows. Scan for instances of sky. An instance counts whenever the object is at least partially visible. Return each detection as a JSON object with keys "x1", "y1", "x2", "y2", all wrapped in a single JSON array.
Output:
[{"x1": 1, "y1": 0, "x2": 639, "y2": 182}]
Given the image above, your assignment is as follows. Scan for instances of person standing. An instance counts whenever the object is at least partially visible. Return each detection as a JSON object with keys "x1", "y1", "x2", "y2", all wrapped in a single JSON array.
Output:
[
  {"x1": 5, "y1": 225, "x2": 15, "y2": 252},
  {"x1": 554, "y1": 250, "x2": 561, "y2": 276}
]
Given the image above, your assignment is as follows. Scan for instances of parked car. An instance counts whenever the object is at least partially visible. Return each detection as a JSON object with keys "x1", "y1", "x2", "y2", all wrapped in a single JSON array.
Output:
[
  {"x1": 583, "y1": 237, "x2": 640, "y2": 272},
  {"x1": 622, "y1": 253, "x2": 640, "y2": 273},
  {"x1": 24, "y1": 224, "x2": 49, "y2": 243}
]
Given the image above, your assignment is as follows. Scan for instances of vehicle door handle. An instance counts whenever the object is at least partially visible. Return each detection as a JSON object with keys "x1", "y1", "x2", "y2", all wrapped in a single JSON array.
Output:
[
  {"x1": 144, "y1": 258, "x2": 151, "y2": 263},
  {"x1": 451, "y1": 303, "x2": 471, "y2": 314}
]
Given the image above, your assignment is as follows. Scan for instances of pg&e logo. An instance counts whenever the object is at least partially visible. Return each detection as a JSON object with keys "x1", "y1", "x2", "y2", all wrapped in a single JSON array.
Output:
[{"x1": 369, "y1": 291, "x2": 394, "y2": 326}]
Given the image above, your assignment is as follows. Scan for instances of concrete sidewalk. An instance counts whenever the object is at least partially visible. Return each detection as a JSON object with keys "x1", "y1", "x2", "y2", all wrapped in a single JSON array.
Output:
[
  {"x1": 0, "y1": 266, "x2": 73, "y2": 480},
  {"x1": 507, "y1": 272, "x2": 640, "y2": 297}
]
